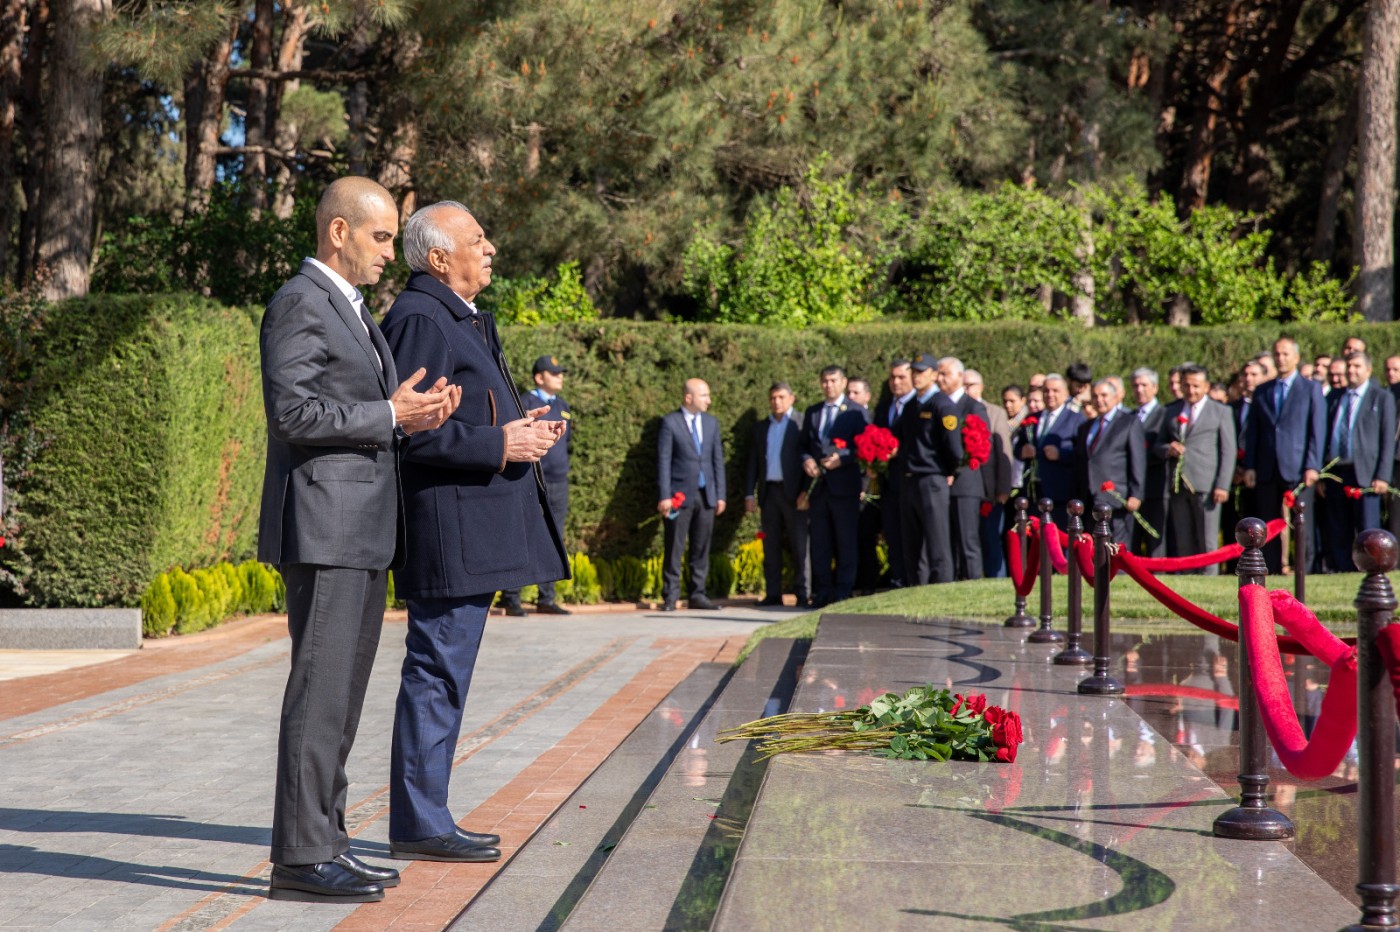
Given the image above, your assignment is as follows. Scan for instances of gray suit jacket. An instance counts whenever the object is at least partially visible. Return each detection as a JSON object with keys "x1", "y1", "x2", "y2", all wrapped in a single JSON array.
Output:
[
  {"x1": 1153, "y1": 398, "x2": 1236, "y2": 495},
  {"x1": 257, "y1": 260, "x2": 401, "y2": 569}
]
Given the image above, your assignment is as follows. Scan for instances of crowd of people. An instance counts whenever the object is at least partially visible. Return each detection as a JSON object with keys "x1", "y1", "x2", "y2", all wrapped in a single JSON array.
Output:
[{"x1": 656, "y1": 335, "x2": 1400, "y2": 613}]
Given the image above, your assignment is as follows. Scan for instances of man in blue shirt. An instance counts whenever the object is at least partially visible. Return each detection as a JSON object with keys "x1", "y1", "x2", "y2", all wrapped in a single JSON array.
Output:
[
  {"x1": 502, "y1": 355, "x2": 573, "y2": 615},
  {"x1": 744, "y1": 382, "x2": 809, "y2": 606}
]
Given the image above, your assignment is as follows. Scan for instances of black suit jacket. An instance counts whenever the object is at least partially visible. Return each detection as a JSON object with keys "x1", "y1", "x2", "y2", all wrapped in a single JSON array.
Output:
[
  {"x1": 1076, "y1": 408, "x2": 1147, "y2": 511},
  {"x1": 1136, "y1": 401, "x2": 1169, "y2": 501},
  {"x1": 744, "y1": 412, "x2": 806, "y2": 506},
  {"x1": 897, "y1": 392, "x2": 962, "y2": 477},
  {"x1": 1325, "y1": 381, "x2": 1396, "y2": 487},
  {"x1": 380, "y1": 272, "x2": 569, "y2": 598},
  {"x1": 1243, "y1": 374, "x2": 1327, "y2": 484},
  {"x1": 801, "y1": 400, "x2": 871, "y2": 499},
  {"x1": 948, "y1": 393, "x2": 987, "y2": 500},
  {"x1": 658, "y1": 409, "x2": 727, "y2": 508}
]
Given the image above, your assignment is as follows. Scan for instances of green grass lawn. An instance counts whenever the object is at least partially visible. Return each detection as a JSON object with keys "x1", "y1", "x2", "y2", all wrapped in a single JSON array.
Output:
[{"x1": 736, "y1": 572, "x2": 1369, "y2": 663}]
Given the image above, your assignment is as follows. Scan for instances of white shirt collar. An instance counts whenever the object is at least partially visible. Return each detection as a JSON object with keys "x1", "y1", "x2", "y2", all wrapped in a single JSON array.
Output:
[
  {"x1": 947, "y1": 388, "x2": 966, "y2": 403},
  {"x1": 306, "y1": 257, "x2": 359, "y2": 306}
]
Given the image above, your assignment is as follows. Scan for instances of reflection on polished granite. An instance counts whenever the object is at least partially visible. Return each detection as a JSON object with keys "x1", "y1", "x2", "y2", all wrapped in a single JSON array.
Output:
[{"x1": 713, "y1": 614, "x2": 1358, "y2": 930}]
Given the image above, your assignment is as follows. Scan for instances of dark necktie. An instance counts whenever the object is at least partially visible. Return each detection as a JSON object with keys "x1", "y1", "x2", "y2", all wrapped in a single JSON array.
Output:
[
  {"x1": 1335, "y1": 391, "x2": 1356, "y2": 461},
  {"x1": 691, "y1": 415, "x2": 706, "y2": 489}
]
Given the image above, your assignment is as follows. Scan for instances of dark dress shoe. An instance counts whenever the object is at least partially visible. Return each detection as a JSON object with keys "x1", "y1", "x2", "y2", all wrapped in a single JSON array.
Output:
[
  {"x1": 756, "y1": 597, "x2": 783, "y2": 607},
  {"x1": 455, "y1": 827, "x2": 501, "y2": 847},
  {"x1": 390, "y1": 831, "x2": 502, "y2": 862},
  {"x1": 688, "y1": 595, "x2": 721, "y2": 610},
  {"x1": 268, "y1": 862, "x2": 384, "y2": 902},
  {"x1": 333, "y1": 852, "x2": 400, "y2": 888},
  {"x1": 503, "y1": 604, "x2": 528, "y2": 617},
  {"x1": 535, "y1": 601, "x2": 572, "y2": 615},
  {"x1": 661, "y1": 602, "x2": 676, "y2": 612}
]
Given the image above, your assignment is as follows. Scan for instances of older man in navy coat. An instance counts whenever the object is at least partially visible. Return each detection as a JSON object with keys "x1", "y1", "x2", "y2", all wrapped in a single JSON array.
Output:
[
  {"x1": 1243, "y1": 337, "x2": 1327, "y2": 572},
  {"x1": 379, "y1": 201, "x2": 568, "y2": 862},
  {"x1": 657, "y1": 379, "x2": 727, "y2": 610},
  {"x1": 1321, "y1": 352, "x2": 1395, "y2": 571}
]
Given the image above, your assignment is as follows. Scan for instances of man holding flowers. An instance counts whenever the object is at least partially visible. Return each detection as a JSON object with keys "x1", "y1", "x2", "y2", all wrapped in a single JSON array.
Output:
[
  {"x1": 1076, "y1": 377, "x2": 1147, "y2": 544},
  {"x1": 1154, "y1": 364, "x2": 1236, "y2": 571}
]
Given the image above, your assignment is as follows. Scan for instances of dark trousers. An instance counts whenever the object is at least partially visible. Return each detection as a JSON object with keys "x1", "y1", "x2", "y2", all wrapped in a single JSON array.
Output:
[
  {"x1": 856, "y1": 499, "x2": 883, "y2": 591},
  {"x1": 502, "y1": 480, "x2": 568, "y2": 606},
  {"x1": 662, "y1": 501, "x2": 715, "y2": 604},
  {"x1": 1136, "y1": 490, "x2": 1168, "y2": 557},
  {"x1": 950, "y1": 495, "x2": 984, "y2": 580},
  {"x1": 901, "y1": 473, "x2": 952, "y2": 585},
  {"x1": 809, "y1": 491, "x2": 860, "y2": 603},
  {"x1": 760, "y1": 483, "x2": 809, "y2": 600},
  {"x1": 390, "y1": 592, "x2": 494, "y2": 841},
  {"x1": 980, "y1": 500, "x2": 1006, "y2": 578},
  {"x1": 1253, "y1": 476, "x2": 1312, "y2": 574},
  {"x1": 1324, "y1": 464, "x2": 1382, "y2": 572},
  {"x1": 1387, "y1": 460, "x2": 1400, "y2": 541},
  {"x1": 272, "y1": 564, "x2": 388, "y2": 865},
  {"x1": 881, "y1": 478, "x2": 907, "y2": 585}
]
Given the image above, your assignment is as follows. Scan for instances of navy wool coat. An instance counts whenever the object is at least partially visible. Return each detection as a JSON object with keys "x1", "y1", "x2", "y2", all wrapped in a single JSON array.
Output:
[{"x1": 379, "y1": 272, "x2": 568, "y2": 599}]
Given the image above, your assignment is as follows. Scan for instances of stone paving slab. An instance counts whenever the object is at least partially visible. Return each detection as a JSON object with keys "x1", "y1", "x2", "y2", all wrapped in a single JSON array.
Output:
[
  {"x1": 713, "y1": 614, "x2": 1358, "y2": 931},
  {"x1": 0, "y1": 608, "x2": 768, "y2": 931},
  {"x1": 0, "y1": 608, "x2": 142, "y2": 650}
]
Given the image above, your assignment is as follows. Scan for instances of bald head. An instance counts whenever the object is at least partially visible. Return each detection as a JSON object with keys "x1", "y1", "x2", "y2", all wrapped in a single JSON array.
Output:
[
  {"x1": 683, "y1": 379, "x2": 712, "y2": 414},
  {"x1": 313, "y1": 177, "x2": 399, "y2": 287}
]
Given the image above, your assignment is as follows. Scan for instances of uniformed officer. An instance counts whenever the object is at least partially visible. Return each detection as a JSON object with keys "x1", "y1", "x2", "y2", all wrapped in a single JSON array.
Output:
[
  {"x1": 897, "y1": 354, "x2": 964, "y2": 585},
  {"x1": 501, "y1": 355, "x2": 574, "y2": 616}
]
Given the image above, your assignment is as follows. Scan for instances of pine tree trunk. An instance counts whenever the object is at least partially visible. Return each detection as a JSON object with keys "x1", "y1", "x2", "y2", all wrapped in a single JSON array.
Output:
[
  {"x1": 183, "y1": 19, "x2": 237, "y2": 213},
  {"x1": 15, "y1": 0, "x2": 48, "y2": 287},
  {"x1": 241, "y1": 0, "x2": 276, "y2": 212},
  {"x1": 1177, "y1": 2, "x2": 1242, "y2": 214},
  {"x1": 269, "y1": 3, "x2": 310, "y2": 220},
  {"x1": 1356, "y1": 0, "x2": 1400, "y2": 322},
  {"x1": 35, "y1": 0, "x2": 110, "y2": 301},
  {"x1": 0, "y1": 0, "x2": 24, "y2": 282},
  {"x1": 1311, "y1": 94, "x2": 1358, "y2": 264}
]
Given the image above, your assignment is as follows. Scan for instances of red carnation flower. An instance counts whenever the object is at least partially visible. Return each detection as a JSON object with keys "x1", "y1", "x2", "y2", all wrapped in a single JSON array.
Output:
[
  {"x1": 671, "y1": 491, "x2": 686, "y2": 508},
  {"x1": 1100, "y1": 480, "x2": 1115, "y2": 493},
  {"x1": 968, "y1": 457, "x2": 982, "y2": 470},
  {"x1": 1282, "y1": 490, "x2": 1297, "y2": 510},
  {"x1": 1236, "y1": 448, "x2": 1245, "y2": 461},
  {"x1": 833, "y1": 438, "x2": 847, "y2": 449},
  {"x1": 1346, "y1": 486, "x2": 1365, "y2": 500},
  {"x1": 979, "y1": 501, "x2": 993, "y2": 518},
  {"x1": 755, "y1": 531, "x2": 766, "y2": 540},
  {"x1": 1176, "y1": 414, "x2": 1189, "y2": 425},
  {"x1": 1021, "y1": 416, "x2": 1038, "y2": 428}
]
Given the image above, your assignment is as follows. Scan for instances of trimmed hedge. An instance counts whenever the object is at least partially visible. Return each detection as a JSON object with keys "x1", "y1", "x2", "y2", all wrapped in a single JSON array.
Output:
[
  {"x1": 1, "y1": 294, "x2": 265, "y2": 606},
  {"x1": 7, "y1": 292, "x2": 1399, "y2": 606},
  {"x1": 141, "y1": 559, "x2": 284, "y2": 637}
]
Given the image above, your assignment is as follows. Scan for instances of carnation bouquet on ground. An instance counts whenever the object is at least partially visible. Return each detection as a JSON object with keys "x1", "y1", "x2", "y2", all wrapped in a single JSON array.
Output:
[{"x1": 716, "y1": 684, "x2": 1023, "y2": 763}]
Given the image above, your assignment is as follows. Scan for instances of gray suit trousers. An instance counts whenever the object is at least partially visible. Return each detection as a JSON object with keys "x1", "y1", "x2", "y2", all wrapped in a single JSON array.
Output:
[{"x1": 272, "y1": 564, "x2": 388, "y2": 865}]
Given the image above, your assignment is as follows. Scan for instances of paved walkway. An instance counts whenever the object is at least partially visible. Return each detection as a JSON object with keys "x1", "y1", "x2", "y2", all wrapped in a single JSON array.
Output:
[{"x1": 0, "y1": 602, "x2": 777, "y2": 930}]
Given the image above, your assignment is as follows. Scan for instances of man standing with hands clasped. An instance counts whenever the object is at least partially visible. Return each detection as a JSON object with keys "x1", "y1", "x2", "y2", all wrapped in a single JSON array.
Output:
[
  {"x1": 259, "y1": 177, "x2": 460, "y2": 902},
  {"x1": 801, "y1": 365, "x2": 870, "y2": 606},
  {"x1": 380, "y1": 201, "x2": 569, "y2": 864},
  {"x1": 657, "y1": 379, "x2": 727, "y2": 611}
]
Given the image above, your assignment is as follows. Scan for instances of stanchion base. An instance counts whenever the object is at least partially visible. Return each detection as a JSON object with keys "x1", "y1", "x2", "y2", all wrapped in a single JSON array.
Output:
[
  {"x1": 1212, "y1": 805, "x2": 1294, "y2": 840},
  {"x1": 1078, "y1": 674, "x2": 1125, "y2": 695},
  {"x1": 1053, "y1": 646, "x2": 1093, "y2": 665},
  {"x1": 1342, "y1": 882, "x2": 1400, "y2": 931},
  {"x1": 1003, "y1": 613, "x2": 1036, "y2": 628},
  {"x1": 1028, "y1": 628, "x2": 1066, "y2": 644}
]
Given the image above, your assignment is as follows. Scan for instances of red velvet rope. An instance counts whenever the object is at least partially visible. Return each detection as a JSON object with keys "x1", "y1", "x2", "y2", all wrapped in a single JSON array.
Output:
[
  {"x1": 1111, "y1": 550, "x2": 1354, "y2": 655},
  {"x1": 1124, "y1": 683, "x2": 1239, "y2": 710},
  {"x1": 1375, "y1": 627, "x2": 1400, "y2": 722},
  {"x1": 1125, "y1": 518, "x2": 1287, "y2": 572},
  {"x1": 1004, "y1": 525, "x2": 1040, "y2": 598},
  {"x1": 1044, "y1": 523, "x2": 1071, "y2": 574},
  {"x1": 1240, "y1": 585, "x2": 1357, "y2": 780}
]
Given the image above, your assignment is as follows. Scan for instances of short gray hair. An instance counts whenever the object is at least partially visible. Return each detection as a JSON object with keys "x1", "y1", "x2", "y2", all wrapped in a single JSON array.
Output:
[
  {"x1": 1130, "y1": 367, "x2": 1158, "y2": 386},
  {"x1": 938, "y1": 357, "x2": 964, "y2": 375},
  {"x1": 403, "y1": 200, "x2": 471, "y2": 272}
]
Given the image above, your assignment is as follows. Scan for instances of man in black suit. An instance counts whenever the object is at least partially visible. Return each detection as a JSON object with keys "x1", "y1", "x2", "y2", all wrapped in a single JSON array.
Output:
[
  {"x1": 936, "y1": 356, "x2": 986, "y2": 580},
  {"x1": 380, "y1": 201, "x2": 568, "y2": 864},
  {"x1": 1321, "y1": 352, "x2": 1395, "y2": 571},
  {"x1": 1076, "y1": 378, "x2": 1147, "y2": 545},
  {"x1": 1021, "y1": 374, "x2": 1084, "y2": 528},
  {"x1": 258, "y1": 178, "x2": 459, "y2": 902},
  {"x1": 801, "y1": 365, "x2": 870, "y2": 606},
  {"x1": 872, "y1": 359, "x2": 916, "y2": 587},
  {"x1": 898, "y1": 354, "x2": 963, "y2": 584},
  {"x1": 846, "y1": 377, "x2": 883, "y2": 593},
  {"x1": 657, "y1": 379, "x2": 727, "y2": 610},
  {"x1": 744, "y1": 382, "x2": 808, "y2": 607},
  {"x1": 1131, "y1": 368, "x2": 1169, "y2": 557}
]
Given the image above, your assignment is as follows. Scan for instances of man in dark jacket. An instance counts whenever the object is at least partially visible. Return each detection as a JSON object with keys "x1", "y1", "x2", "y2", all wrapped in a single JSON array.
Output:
[
  {"x1": 744, "y1": 382, "x2": 808, "y2": 606},
  {"x1": 800, "y1": 365, "x2": 870, "y2": 606},
  {"x1": 500, "y1": 354, "x2": 573, "y2": 616},
  {"x1": 657, "y1": 379, "x2": 727, "y2": 610},
  {"x1": 872, "y1": 360, "x2": 917, "y2": 587},
  {"x1": 1076, "y1": 378, "x2": 1147, "y2": 545},
  {"x1": 936, "y1": 357, "x2": 987, "y2": 580},
  {"x1": 897, "y1": 355, "x2": 963, "y2": 585},
  {"x1": 1321, "y1": 352, "x2": 1395, "y2": 570},
  {"x1": 380, "y1": 201, "x2": 568, "y2": 863}
]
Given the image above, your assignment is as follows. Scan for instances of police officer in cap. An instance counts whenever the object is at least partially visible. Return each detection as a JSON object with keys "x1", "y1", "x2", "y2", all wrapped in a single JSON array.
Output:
[{"x1": 501, "y1": 355, "x2": 574, "y2": 616}]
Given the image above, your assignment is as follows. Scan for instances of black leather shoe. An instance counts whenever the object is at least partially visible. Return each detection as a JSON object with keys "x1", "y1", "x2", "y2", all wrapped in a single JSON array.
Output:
[
  {"x1": 390, "y1": 831, "x2": 501, "y2": 862},
  {"x1": 756, "y1": 597, "x2": 783, "y2": 607},
  {"x1": 535, "y1": 601, "x2": 572, "y2": 615},
  {"x1": 688, "y1": 595, "x2": 721, "y2": 610},
  {"x1": 333, "y1": 852, "x2": 400, "y2": 888},
  {"x1": 661, "y1": 602, "x2": 676, "y2": 612},
  {"x1": 503, "y1": 604, "x2": 528, "y2": 617},
  {"x1": 268, "y1": 862, "x2": 385, "y2": 902},
  {"x1": 454, "y1": 827, "x2": 501, "y2": 847}
]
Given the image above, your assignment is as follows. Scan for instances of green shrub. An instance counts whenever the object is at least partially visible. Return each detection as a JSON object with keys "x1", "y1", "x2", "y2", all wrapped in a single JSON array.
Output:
[
  {"x1": 642, "y1": 555, "x2": 664, "y2": 602},
  {"x1": 169, "y1": 567, "x2": 213, "y2": 635},
  {"x1": 141, "y1": 572, "x2": 176, "y2": 637},
  {"x1": 609, "y1": 555, "x2": 647, "y2": 602},
  {"x1": 706, "y1": 553, "x2": 736, "y2": 599},
  {"x1": 733, "y1": 539, "x2": 765, "y2": 595},
  {"x1": 240, "y1": 560, "x2": 278, "y2": 614},
  {"x1": 557, "y1": 552, "x2": 602, "y2": 605}
]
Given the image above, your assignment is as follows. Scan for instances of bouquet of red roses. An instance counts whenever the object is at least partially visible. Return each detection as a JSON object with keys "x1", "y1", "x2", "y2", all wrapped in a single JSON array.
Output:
[
  {"x1": 962, "y1": 413, "x2": 992, "y2": 471},
  {"x1": 853, "y1": 423, "x2": 899, "y2": 473}
]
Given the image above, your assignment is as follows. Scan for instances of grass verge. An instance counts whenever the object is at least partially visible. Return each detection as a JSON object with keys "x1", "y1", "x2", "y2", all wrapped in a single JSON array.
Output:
[{"x1": 735, "y1": 572, "x2": 1367, "y2": 664}]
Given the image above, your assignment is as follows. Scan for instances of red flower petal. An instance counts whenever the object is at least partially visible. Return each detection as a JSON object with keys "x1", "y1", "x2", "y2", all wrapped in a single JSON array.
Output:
[{"x1": 1100, "y1": 480, "x2": 1115, "y2": 492}]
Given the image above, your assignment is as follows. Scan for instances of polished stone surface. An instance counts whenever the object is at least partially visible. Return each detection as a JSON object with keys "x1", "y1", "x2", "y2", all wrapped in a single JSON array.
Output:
[{"x1": 713, "y1": 615, "x2": 1358, "y2": 930}]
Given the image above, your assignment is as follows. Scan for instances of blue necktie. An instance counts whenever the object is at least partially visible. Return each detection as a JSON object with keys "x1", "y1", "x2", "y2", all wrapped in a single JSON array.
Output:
[
  {"x1": 1275, "y1": 379, "x2": 1286, "y2": 413},
  {"x1": 691, "y1": 415, "x2": 706, "y2": 489},
  {"x1": 1335, "y1": 391, "x2": 1355, "y2": 461}
]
